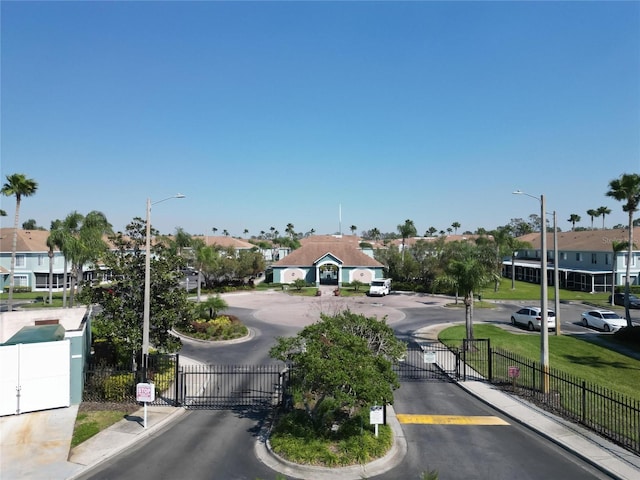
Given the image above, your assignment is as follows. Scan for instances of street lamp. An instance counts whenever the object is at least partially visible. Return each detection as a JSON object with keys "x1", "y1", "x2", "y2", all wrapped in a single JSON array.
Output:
[
  {"x1": 142, "y1": 194, "x2": 185, "y2": 376},
  {"x1": 513, "y1": 190, "x2": 549, "y2": 393}
]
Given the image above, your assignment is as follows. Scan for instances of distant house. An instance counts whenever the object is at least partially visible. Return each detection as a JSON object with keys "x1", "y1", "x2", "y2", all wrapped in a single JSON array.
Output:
[
  {"x1": 505, "y1": 228, "x2": 640, "y2": 293},
  {"x1": 271, "y1": 235, "x2": 385, "y2": 287}
]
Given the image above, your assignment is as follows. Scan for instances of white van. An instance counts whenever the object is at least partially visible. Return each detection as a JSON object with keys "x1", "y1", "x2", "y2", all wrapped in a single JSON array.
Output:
[{"x1": 369, "y1": 278, "x2": 391, "y2": 296}]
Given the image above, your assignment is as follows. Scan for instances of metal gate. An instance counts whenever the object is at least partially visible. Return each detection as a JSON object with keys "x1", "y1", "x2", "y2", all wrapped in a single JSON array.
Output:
[
  {"x1": 393, "y1": 341, "x2": 460, "y2": 381},
  {"x1": 179, "y1": 364, "x2": 286, "y2": 409}
]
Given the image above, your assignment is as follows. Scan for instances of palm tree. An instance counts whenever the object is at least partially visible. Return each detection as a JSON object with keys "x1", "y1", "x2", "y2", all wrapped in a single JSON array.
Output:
[
  {"x1": 285, "y1": 223, "x2": 295, "y2": 239},
  {"x1": 212, "y1": 227, "x2": 218, "y2": 235},
  {"x1": 609, "y1": 240, "x2": 630, "y2": 307},
  {"x1": 67, "y1": 211, "x2": 112, "y2": 307},
  {"x1": 222, "y1": 229, "x2": 229, "y2": 237},
  {"x1": 370, "y1": 227, "x2": 381, "y2": 242},
  {"x1": 46, "y1": 219, "x2": 65, "y2": 304},
  {"x1": 243, "y1": 229, "x2": 249, "y2": 237},
  {"x1": 173, "y1": 227, "x2": 191, "y2": 256},
  {"x1": 567, "y1": 214, "x2": 581, "y2": 231},
  {"x1": 606, "y1": 173, "x2": 640, "y2": 327},
  {"x1": 397, "y1": 219, "x2": 417, "y2": 262},
  {"x1": 451, "y1": 222, "x2": 461, "y2": 234},
  {"x1": 586, "y1": 209, "x2": 598, "y2": 230},
  {"x1": 434, "y1": 243, "x2": 496, "y2": 339},
  {"x1": 1, "y1": 173, "x2": 38, "y2": 310},
  {"x1": 426, "y1": 226, "x2": 437, "y2": 237},
  {"x1": 597, "y1": 206, "x2": 611, "y2": 229},
  {"x1": 350, "y1": 225, "x2": 357, "y2": 236}
]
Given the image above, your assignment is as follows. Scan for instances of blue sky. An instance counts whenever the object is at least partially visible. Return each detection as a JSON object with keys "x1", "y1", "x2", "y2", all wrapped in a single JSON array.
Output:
[{"x1": 2, "y1": 1, "x2": 639, "y2": 237}]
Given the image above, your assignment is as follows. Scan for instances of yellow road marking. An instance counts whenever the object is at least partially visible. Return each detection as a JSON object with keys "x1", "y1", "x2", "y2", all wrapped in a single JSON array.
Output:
[{"x1": 397, "y1": 414, "x2": 509, "y2": 425}]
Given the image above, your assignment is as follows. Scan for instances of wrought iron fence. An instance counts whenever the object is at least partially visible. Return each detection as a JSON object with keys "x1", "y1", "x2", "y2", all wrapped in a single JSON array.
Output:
[
  {"x1": 83, "y1": 354, "x2": 178, "y2": 406},
  {"x1": 489, "y1": 347, "x2": 640, "y2": 455}
]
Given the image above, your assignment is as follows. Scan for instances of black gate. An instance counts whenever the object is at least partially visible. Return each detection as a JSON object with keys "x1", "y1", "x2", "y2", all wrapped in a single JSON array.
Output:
[
  {"x1": 179, "y1": 364, "x2": 286, "y2": 409},
  {"x1": 393, "y1": 341, "x2": 460, "y2": 381}
]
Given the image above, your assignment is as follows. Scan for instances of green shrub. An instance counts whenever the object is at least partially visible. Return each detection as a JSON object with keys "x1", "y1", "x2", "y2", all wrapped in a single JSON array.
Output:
[{"x1": 103, "y1": 373, "x2": 135, "y2": 401}]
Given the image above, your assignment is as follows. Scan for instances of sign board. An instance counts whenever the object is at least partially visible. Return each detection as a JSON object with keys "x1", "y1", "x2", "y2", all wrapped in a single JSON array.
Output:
[
  {"x1": 136, "y1": 382, "x2": 155, "y2": 402},
  {"x1": 423, "y1": 351, "x2": 436, "y2": 364},
  {"x1": 508, "y1": 366, "x2": 520, "y2": 379},
  {"x1": 370, "y1": 405, "x2": 384, "y2": 425}
]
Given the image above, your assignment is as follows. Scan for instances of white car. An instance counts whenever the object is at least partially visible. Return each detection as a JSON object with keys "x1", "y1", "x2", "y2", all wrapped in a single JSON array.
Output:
[
  {"x1": 581, "y1": 310, "x2": 627, "y2": 332},
  {"x1": 510, "y1": 306, "x2": 556, "y2": 331}
]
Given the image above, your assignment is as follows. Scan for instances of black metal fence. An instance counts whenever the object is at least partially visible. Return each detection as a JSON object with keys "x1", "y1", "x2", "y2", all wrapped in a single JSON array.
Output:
[
  {"x1": 83, "y1": 354, "x2": 179, "y2": 406},
  {"x1": 486, "y1": 347, "x2": 640, "y2": 455}
]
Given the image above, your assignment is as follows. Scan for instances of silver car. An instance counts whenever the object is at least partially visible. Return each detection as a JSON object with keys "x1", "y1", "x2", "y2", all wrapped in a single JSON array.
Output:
[
  {"x1": 581, "y1": 310, "x2": 627, "y2": 332},
  {"x1": 510, "y1": 306, "x2": 556, "y2": 331}
]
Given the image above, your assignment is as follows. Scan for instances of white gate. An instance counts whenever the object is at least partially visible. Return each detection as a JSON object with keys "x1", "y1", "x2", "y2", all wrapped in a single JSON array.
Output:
[{"x1": 0, "y1": 341, "x2": 70, "y2": 416}]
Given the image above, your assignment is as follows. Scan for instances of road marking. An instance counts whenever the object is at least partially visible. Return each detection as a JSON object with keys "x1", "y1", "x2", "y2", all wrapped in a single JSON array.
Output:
[{"x1": 397, "y1": 414, "x2": 509, "y2": 425}]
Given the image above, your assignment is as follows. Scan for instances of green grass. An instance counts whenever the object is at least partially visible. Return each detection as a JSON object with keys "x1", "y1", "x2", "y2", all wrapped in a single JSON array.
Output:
[
  {"x1": 477, "y1": 278, "x2": 612, "y2": 304},
  {"x1": 439, "y1": 324, "x2": 640, "y2": 401},
  {"x1": 71, "y1": 408, "x2": 137, "y2": 447}
]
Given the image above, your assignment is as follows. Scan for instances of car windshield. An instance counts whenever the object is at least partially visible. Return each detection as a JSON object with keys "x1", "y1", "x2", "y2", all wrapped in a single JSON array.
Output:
[{"x1": 603, "y1": 313, "x2": 622, "y2": 319}]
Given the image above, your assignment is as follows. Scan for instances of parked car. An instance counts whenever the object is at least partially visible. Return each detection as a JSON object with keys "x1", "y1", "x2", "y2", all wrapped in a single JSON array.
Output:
[
  {"x1": 581, "y1": 310, "x2": 627, "y2": 332},
  {"x1": 609, "y1": 293, "x2": 640, "y2": 309},
  {"x1": 510, "y1": 306, "x2": 556, "y2": 331}
]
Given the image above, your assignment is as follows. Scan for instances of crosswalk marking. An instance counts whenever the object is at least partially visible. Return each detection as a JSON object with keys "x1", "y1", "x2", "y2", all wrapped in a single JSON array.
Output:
[{"x1": 397, "y1": 414, "x2": 509, "y2": 425}]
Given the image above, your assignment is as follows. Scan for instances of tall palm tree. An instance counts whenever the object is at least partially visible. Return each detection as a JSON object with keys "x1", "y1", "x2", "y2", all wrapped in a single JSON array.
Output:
[
  {"x1": 451, "y1": 222, "x2": 461, "y2": 234},
  {"x1": 243, "y1": 229, "x2": 249, "y2": 237},
  {"x1": 567, "y1": 214, "x2": 581, "y2": 231},
  {"x1": 222, "y1": 229, "x2": 229, "y2": 237},
  {"x1": 397, "y1": 219, "x2": 417, "y2": 262},
  {"x1": 1, "y1": 173, "x2": 38, "y2": 310},
  {"x1": 46, "y1": 219, "x2": 65, "y2": 304},
  {"x1": 597, "y1": 206, "x2": 611, "y2": 229},
  {"x1": 350, "y1": 225, "x2": 357, "y2": 236},
  {"x1": 285, "y1": 223, "x2": 295, "y2": 239},
  {"x1": 606, "y1": 173, "x2": 640, "y2": 327},
  {"x1": 173, "y1": 227, "x2": 191, "y2": 256},
  {"x1": 370, "y1": 227, "x2": 381, "y2": 242},
  {"x1": 212, "y1": 227, "x2": 218, "y2": 235},
  {"x1": 586, "y1": 209, "x2": 598, "y2": 230},
  {"x1": 609, "y1": 240, "x2": 630, "y2": 307},
  {"x1": 57, "y1": 211, "x2": 83, "y2": 307}
]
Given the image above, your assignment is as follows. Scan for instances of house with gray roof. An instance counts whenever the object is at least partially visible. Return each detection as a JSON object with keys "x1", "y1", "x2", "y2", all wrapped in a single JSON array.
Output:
[{"x1": 271, "y1": 237, "x2": 385, "y2": 287}]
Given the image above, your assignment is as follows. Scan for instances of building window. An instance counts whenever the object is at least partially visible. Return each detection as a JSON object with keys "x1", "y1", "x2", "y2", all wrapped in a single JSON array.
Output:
[
  {"x1": 576, "y1": 253, "x2": 583, "y2": 262},
  {"x1": 561, "y1": 252, "x2": 567, "y2": 260},
  {"x1": 16, "y1": 255, "x2": 26, "y2": 267},
  {"x1": 605, "y1": 254, "x2": 611, "y2": 265},
  {"x1": 591, "y1": 253, "x2": 597, "y2": 264},
  {"x1": 38, "y1": 254, "x2": 46, "y2": 266}
]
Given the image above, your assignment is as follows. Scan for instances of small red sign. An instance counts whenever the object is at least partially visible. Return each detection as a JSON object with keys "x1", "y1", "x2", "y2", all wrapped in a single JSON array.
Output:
[{"x1": 508, "y1": 366, "x2": 520, "y2": 378}]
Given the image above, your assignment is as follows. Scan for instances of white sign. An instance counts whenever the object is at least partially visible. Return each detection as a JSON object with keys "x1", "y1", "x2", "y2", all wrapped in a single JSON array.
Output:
[
  {"x1": 423, "y1": 351, "x2": 436, "y2": 364},
  {"x1": 136, "y1": 382, "x2": 155, "y2": 402},
  {"x1": 370, "y1": 405, "x2": 384, "y2": 425}
]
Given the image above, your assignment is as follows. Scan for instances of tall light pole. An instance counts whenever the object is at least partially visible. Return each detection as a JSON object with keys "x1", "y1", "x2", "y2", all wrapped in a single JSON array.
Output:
[
  {"x1": 513, "y1": 190, "x2": 549, "y2": 393},
  {"x1": 553, "y1": 211, "x2": 560, "y2": 336},
  {"x1": 142, "y1": 194, "x2": 185, "y2": 375}
]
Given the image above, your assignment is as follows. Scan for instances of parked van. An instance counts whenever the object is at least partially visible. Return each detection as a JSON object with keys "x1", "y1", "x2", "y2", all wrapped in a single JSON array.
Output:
[{"x1": 369, "y1": 278, "x2": 391, "y2": 296}]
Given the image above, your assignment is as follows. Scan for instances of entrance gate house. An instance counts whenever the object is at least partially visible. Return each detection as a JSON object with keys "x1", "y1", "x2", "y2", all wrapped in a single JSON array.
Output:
[{"x1": 179, "y1": 364, "x2": 286, "y2": 409}]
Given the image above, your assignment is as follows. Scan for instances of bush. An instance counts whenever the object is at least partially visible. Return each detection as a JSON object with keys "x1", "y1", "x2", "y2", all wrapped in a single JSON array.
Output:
[{"x1": 103, "y1": 373, "x2": 135, "y2": 401}]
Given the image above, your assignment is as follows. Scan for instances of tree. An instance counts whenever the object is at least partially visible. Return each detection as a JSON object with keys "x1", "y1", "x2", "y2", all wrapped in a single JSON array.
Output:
[
  {"x1": 199, "y1": 295, "x2": 228, "y2": 319},
  {"x1": 79, "y1": 218, "x2": 194, "y2": 362},
  {"x1": 22, "y1": 219, "x2": 43, "y2": 230},
  {"x1": 586, "y1": 209, "x2": 598, "y2": 230},
  {"x1": 370, "y1": 227, "x2": 381, "y2": 242},
  {"x1": 285, "y1": 223, "x2": 295, "y2": 239},
  {"x1": 212, "y1": 227, "x2": 218, "y2": 235},
  {"x1": 172, "y1": 227, "x2": 192, "y2": 256},
  {"x1": 46, "y1": 219, "x2": 65, "y2": 305},
  {"x1": 434, "y1": 242, "x2": 496, "y2": 339},
  {"x1": 609, "y1": 240, "x2": 630, "y2": 307},
  {"x1": 65, "y1": 211, "x2": 112, "y2": 307},
  {"x1": 597, "y1": 206, "x2": 611, "y2": 229},
  {"x1": 292, "y1": 278, "x2": 307, "y2": 291},
  {"x1": 426, "y1": 226, "x2": 437, "y2": 237},
  {"x1": 243, "y1": 229, "x2": 249, "y2": 237},
  {"x1": 606, "y1": 173, "x2": 640, "y2": 327},
  {"x1": 451, "y1": 222, "x2": 461, "y2": 234},
  {"x1": 222, "y1": 229, "x2": 229, "y2": 237},
  {"x1": 567, "y1": 214, "x2": 581, "y2": 231},
  {"x1": 397, "y1": 219, "x2": 417, "y2": 262},
  {"x1": 1, "y1": 173, "x2": 38, "y2": 310},
  {"x1": 269, "y1": 310, "x2": 405, "y2": 426},
  {"x1": 350, "y1": 225, "x2": 357, "y2": 235}
]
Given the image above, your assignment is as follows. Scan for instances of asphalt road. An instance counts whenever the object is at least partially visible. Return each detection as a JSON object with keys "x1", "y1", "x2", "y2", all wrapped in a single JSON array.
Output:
[{"x1": 78, "y1": 292, "x2": 634, "y2": 479}]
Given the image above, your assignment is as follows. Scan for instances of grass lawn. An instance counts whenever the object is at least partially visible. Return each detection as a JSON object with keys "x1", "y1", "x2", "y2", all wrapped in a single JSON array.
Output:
[
  {"x1": 71, "y1": 404, "x2": 139, "y2": 447},
  {"x1": 439, "y1": 324, "x2": 640, "y2": 401}
]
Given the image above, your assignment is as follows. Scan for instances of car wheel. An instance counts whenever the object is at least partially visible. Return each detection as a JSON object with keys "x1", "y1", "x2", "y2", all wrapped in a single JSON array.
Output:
[
  {"x1": 528, "y1": 322, "x2": 535, "y2": 331},
  {"x1": 604, "y1": 324, "x2": 611, "y2": 332},
  {"x1": 510, "y1": 317, "x2": 516, "y2": 326},
  {"x1": 582, "y1": 318, "x2": 588, "y2": 327}
]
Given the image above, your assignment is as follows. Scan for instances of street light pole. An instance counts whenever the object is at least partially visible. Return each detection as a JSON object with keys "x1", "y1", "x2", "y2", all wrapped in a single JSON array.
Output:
[
  {"x1": 513, "y1": 190, "x2": 549, "y2": 394},
  {"x1": 142, "y1": 194, "x2": 185, "y2": 379},
  {"x1": 553, "y1": 211, "x2": 561, "y2": 336}
]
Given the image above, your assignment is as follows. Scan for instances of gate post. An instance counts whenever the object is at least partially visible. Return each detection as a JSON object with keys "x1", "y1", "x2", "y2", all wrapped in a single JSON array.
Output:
[
  {"x1": 487, "y1": 339, "x2": 492, "y2": 382},
  {"x1": 174, "y1": 354, "x2": 180, "y2": 407}
]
